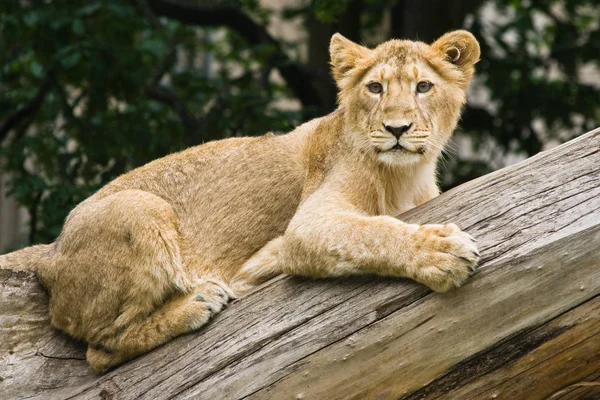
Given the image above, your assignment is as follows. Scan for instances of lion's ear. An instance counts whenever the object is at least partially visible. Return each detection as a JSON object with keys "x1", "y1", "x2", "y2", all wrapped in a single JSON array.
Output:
[
  {"x1": 431, "y1": 30, "x2": 480, "y2": 70},
  {"x1": 330, "y1": 33, "x2": 371, "y2": 85}
]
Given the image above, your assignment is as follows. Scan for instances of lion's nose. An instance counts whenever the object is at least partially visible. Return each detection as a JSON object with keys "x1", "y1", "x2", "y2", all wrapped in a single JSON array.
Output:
[{"x1": 383, "y1": 123, "x2": 412, "y2": 139}]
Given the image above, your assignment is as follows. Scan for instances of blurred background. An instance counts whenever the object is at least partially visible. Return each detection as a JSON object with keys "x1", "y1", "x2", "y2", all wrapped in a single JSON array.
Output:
[{"x1": 0, "y1": 0, "x2": 598, "y2": 250}]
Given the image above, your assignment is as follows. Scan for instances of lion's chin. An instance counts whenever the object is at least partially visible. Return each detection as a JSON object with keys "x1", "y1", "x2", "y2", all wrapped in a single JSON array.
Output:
[{"x1": 376, "y1": 148, "x2": 423, "y2": 166}]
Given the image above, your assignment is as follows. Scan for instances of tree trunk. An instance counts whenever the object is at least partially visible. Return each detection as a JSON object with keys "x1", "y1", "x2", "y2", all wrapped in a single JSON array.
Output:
[
  {"x1": 305, "y1": 1, "x2": 364, "y2": 113},
  {"x1": 1, "y1": 128, "x2": 599, "y2": 400},
  {"x1": 391, "y1": 0, "x2": 485, "y2": 41}
]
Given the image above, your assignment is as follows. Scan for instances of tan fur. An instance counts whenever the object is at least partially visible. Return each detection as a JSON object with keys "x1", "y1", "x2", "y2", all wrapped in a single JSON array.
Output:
[{"x1": 0, "y1": 31, "x2": 481, "y2": 373}]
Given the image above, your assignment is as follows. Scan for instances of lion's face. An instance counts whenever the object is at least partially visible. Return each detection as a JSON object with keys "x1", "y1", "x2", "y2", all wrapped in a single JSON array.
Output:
[{"x1": 330, "y1": 31, "x2": 480, "y2": 166}]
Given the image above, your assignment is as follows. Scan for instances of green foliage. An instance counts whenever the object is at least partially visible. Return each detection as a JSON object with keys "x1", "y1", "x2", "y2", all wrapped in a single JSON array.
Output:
[
  {"x1": 0, "y1": 0, "x2": 300, "y2": 245},
  {"x1": 452, "y1": 0, "x2": 600, "y2": 187},
  {"x1": 312, "y1": 0, "x2": 353, "y2": 23}
]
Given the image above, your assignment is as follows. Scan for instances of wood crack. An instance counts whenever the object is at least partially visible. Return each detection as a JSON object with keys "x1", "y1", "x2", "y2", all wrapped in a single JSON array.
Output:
[
  {"x1": 240, "y1": 296, "x2": 435, "y2": 400},
  {"x1": 404, "y1": 292, "x2": 600, "y2": 400},
  {"x1": 167, "y1": 281, "x2": 377, "y2": 399},
  {"x1": 35, "y1": 351, "x2": 86, "y2": 362}
]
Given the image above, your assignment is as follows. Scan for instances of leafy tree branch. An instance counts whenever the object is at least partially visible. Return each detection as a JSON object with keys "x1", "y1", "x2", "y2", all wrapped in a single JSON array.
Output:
[
  {"x1": 0, "y1": 68, "x2": 55, "y2": 145},
  {"x1": 146, "y1": 0, "x2": 324, "y2": 109}
]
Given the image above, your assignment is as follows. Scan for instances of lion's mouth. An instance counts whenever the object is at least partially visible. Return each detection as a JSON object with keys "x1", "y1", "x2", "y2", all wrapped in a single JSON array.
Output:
[{"x1": 385, "y1": 143, "x2": 425, "y2": 154}]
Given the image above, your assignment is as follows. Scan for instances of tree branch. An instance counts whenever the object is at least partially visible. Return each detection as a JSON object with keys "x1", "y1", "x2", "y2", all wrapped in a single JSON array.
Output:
[
  {"x1": 146, "y1": 0, "x2": 324, "y2": 110},
  {"x1": 135, "y1": 0, "x2": 178, "y2": 86},
  {"x1": 135, "y1": 0, "x2": 207, "y2": 142},
  {"x1": 0, "y1": 69, "x2": 55, "y2": 145},
  {"x1": 145, "y1": 85, "x2": 205, "y2": 141}
]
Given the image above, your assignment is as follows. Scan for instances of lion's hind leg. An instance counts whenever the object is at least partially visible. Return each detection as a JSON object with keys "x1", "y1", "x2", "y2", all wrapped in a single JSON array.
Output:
[
  {"x1": 87, "y1": 278, "x2": 232, "y2": 373},
  {"x1": 44, "y1": 189, "x2": 215, "y2": 372},
  {"x1": 46, "y1": 189, "x2": 234, "y2": 373}
]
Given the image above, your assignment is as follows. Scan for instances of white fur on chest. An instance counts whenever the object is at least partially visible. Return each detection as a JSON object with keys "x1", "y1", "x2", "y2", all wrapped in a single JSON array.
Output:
[{"x1": 378, "y1": 162, "x2": 436, "y2": 216}]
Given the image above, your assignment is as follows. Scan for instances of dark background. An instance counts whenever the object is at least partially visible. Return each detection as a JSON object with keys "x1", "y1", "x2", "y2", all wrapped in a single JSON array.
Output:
[{"x1": 1, "y1": 0, "x2": 598, "y2": 246}]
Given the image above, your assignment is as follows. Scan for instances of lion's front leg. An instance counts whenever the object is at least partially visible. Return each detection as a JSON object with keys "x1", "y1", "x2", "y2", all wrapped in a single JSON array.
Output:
[{"x1": 279, "y1": 195, "x2": 480, "y2": 292}]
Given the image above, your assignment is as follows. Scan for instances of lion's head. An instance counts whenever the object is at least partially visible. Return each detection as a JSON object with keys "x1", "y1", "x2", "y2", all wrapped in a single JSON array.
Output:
[{"x1": 330, "y1": 30, "x2": 480, "y2": 166}]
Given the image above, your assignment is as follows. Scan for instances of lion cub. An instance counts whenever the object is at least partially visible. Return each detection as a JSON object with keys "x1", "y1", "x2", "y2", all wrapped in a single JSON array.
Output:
[{"x1": 0, "y1": 31, "x2": 481, "y2": 372}]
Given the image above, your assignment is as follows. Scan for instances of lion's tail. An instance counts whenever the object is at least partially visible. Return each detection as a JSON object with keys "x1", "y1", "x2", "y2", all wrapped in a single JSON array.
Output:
[{"x1": 0, "y1": 244, "x2": 52, "y2": 272}]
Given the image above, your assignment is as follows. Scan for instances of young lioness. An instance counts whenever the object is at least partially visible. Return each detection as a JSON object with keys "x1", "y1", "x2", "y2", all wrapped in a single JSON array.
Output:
[{"x1": 0, "y1": 31, "x2": 480, "y2": 372}]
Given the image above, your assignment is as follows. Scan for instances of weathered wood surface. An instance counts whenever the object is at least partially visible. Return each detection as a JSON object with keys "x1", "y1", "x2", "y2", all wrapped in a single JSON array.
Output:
[{"x1": 1, "y1": 128, "x2": 599, "y2": 400}]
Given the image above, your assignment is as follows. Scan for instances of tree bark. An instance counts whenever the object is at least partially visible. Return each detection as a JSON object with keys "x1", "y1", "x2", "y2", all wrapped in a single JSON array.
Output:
[{"x1": 1, "y1": 128, "x2": 599, "y2": 399}]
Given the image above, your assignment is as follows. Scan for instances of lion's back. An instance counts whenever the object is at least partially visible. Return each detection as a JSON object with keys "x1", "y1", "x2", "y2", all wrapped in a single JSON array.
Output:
[{"x1": 94, "y1": 133, "x2": 306, "y2": 279}]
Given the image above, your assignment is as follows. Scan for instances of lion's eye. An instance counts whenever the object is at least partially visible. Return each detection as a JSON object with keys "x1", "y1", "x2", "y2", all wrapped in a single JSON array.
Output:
[
  {"x1": 416, "y1": 81, "x2": 433, "y2": 93},
  {"x1": 367, "y1": 82, "x2": 383, "y2": 94}
]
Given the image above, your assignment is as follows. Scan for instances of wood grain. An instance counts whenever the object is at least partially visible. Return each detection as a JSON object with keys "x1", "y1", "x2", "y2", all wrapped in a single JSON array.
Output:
[{"x1": 0, "y1": 128, "x2": 598, "y2": 400}]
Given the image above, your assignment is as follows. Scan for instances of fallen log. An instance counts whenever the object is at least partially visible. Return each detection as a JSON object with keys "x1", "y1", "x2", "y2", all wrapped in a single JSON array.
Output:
[{"x1": 1, "y1": 127, "x2": 599, "y2": 400}]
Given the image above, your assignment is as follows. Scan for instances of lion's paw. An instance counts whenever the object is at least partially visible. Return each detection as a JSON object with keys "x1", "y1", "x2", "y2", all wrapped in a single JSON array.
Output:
[
  {"x1": 409, "y1": 223, "x2": 480, "y2": 292},
  {"x1": 192, "y1": 279, "x2": 232, "y2": 314}
]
